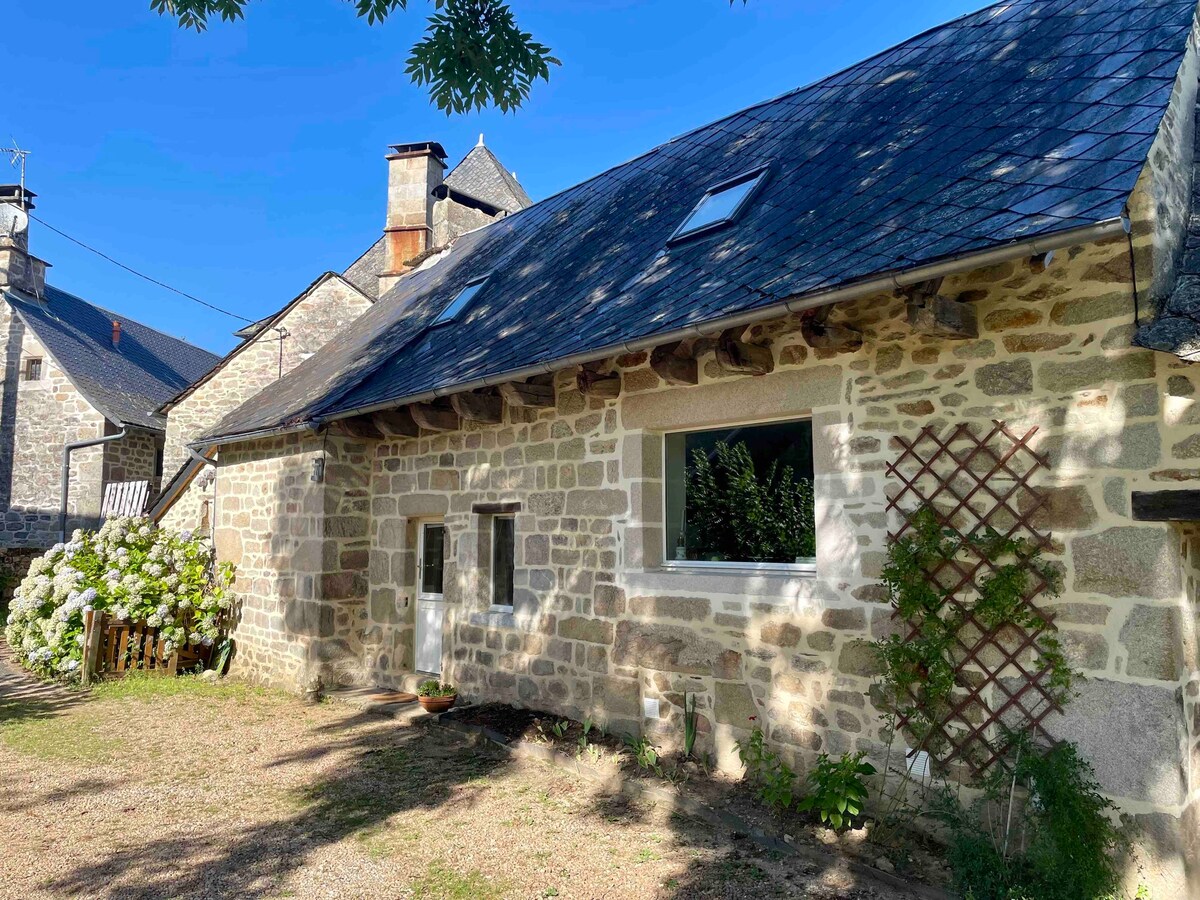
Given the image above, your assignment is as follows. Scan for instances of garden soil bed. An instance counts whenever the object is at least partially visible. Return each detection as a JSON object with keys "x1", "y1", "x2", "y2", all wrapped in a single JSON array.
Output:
[{"x1": 443, "y1": 703, "x2": 952, "y2": 894}]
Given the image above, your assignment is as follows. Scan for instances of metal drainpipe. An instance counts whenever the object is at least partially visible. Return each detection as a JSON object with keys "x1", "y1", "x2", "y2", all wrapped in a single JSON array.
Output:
[{"x1": 60, "y1": 426, "x2": 127, "y2": 543}]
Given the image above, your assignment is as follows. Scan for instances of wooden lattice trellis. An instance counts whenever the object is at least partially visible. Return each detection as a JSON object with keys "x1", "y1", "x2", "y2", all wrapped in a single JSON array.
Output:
[{"x1": 885, "y1": 420, "x2": 1061, "y2": 775}]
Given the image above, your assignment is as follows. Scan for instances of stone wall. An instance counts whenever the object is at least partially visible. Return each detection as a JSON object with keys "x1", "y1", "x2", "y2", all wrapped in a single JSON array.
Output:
[
  {"x1": 102, "y1": 426, "x2": 164, "y2": 498},
  {"x1": 432, "y1": 199, "x2": 498, "y2": 249},
  {"x1": 214, "y1": 431, "x2": 372, "y2": 689},
  {"x1": 162, "y1": 274, "x2": 373, "y2": 478},
  {"x1": 0, "y1": 305, "x2": 109, "y2": 547},
  {"x1": 341, "y1": 215, "x2": 1198, "y2": 891},
  {"x1": 209, "y1": 71, "x2": 1200, "y2": 898},
  {"x1": 159, "y1": 274, "x2": 373, "y2": 536}
]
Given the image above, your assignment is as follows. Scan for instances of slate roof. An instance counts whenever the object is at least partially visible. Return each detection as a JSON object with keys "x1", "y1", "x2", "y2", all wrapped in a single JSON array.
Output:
[
  {"x1": 6, "y1": 285, "x2": 221, "y2": 430},
  {"x1": 204, "y1": 0, "x2": 1199, "y2": 444},
  {"x1": 439, "y1": 140, "x2": 533, "y2": 214},
  {"x1": 341, "y1": 237, "x2": 387, "y2": 300}
]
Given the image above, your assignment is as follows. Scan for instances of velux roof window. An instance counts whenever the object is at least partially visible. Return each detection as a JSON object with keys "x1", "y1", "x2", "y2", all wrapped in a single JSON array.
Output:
[
  {"x1": 670, "y1": 166, "x2": 770, "y2": 243},
  {"x1": 432, "y1": 275, "x2": 489, "y2": 326}
]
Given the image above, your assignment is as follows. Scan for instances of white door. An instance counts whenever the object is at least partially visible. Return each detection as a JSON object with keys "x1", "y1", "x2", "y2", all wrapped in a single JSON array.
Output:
[{"x1": 415, "y1": 522, "x2": 446, "y2": 675}]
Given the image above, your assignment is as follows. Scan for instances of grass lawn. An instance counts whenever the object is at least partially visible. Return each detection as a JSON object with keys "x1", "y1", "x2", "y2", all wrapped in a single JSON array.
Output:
[{"x1": 0, "y1": 665, "x2": 913, "y2": 899}]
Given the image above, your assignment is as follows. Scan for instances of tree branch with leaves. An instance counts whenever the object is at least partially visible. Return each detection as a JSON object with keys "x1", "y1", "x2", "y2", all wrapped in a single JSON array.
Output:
[{"x1": 149, "y1": 0, "x2": 560, "y2": 113}]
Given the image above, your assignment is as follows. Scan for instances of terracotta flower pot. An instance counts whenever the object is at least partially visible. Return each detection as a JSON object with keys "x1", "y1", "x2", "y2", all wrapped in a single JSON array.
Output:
[{"x1": 418, "y1": 694, "x2": 456, "y2": 713}]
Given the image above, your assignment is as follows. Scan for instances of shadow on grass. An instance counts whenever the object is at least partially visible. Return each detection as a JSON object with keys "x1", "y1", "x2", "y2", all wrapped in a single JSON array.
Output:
[
  {"x1": 0, "y1": 773, "x2": 128, "y2": 814},
  {"x1": 41, "y1": 718, "x2": 513, "y2": 900}
]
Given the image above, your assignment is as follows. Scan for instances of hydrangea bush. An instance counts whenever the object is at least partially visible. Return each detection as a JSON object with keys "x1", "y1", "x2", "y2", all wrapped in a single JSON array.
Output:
[{"x1": 4, "y1": 517, "x2": 235, "y2": 679}]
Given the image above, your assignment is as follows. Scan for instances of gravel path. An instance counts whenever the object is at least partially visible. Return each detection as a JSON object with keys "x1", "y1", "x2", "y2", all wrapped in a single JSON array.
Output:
[{"x1": 0, "y1": 655, "x2": 922, "y2": 900}]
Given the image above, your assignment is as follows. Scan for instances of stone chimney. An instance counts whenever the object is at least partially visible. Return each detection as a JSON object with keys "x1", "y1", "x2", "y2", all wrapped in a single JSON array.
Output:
[
  {"x1": 380, "y1": 141, "x2": 447, "y2": 295},
  {"x1": 0, "y1": 186, "x2": 46, "y2": 296}
]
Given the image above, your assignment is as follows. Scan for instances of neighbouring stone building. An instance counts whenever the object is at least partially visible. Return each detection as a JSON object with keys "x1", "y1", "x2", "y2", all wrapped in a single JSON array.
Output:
[
  {"x1": 0, "y1": 186, "x2": 218, "y2": 560},
  {"x1": 185, "y1": 0, "x2": 1200, "y2": 894},
  {"x1": 151, "y1": 136, "x2": 531, "y2": 534}
]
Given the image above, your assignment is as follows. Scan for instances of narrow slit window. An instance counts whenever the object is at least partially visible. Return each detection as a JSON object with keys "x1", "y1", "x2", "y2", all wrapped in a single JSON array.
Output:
[
  {"x1": 22, "y1": 357, "x2": 42, "y2": 382},
  {"x1": 491, "y1": 515, "x2": 515, "y2": 609},
  {"x1": 670, "y1": 167, "x2": 770, "y2": 242},
  {"x1": 420, "y1": 523, "x2": 446, "y2": 597},
  {"x1": 433, "y1": 276, "x2": 488, "y2": 326}
]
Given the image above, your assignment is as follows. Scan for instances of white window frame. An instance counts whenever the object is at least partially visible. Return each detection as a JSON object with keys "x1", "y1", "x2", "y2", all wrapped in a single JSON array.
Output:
[
  {"x1": 668, "y1": 165, "x2": 771, "y2": 244},
  {"x1": 489, "y1": 513, "x2": 516, "y2": 612},
  {"x1": 416, "y1": 520, "x2": 446, "y2": 601},
  {"x1": 660, "y1": 415, "x2": 817, "y2": 576}
]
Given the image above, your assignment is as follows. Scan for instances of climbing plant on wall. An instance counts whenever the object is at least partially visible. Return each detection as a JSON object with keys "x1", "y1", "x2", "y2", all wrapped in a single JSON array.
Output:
[{"x1": 873, "y1": 421, "x2": 1077, "y2": 774}]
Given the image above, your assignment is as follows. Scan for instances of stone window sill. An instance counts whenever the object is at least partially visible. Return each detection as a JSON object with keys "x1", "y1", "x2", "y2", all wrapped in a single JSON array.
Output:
[
  {"x1": 623, "y1": 563, "x2": 822, "y2": 605},
  {"x1": 468, "y1": 606, "x2": 519, "y2": 629}
]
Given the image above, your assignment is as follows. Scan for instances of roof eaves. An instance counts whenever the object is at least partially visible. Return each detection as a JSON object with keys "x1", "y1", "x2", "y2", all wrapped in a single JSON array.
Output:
[{"x1": 195, "y1": 214, "x2": 1127, "y2": 448}]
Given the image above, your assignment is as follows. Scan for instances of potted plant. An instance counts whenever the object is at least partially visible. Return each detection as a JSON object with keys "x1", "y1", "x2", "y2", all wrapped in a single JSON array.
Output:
[{"x1": 416, "y1": 679, "x2": 457, "y2": 713}]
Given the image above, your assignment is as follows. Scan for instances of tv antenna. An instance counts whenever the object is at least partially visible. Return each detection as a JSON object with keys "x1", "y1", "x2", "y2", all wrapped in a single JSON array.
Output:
[{"x1": 0, "y1": 141, "x2": 30, "y2": 208}]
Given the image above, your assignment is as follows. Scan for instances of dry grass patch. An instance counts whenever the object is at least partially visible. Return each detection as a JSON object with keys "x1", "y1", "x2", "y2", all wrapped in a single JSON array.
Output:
[{"x1": 0, "y1": 668, "x2": 919, "y2": 899}]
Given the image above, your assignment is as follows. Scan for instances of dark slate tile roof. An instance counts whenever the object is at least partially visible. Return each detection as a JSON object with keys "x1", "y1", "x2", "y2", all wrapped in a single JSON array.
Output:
[
  {"x1": 441, "y1": 141, "x2": 533, "y2": 213},
  {"x1": 342, "y1": 237, "x2": 387, "y2": 300},
  {"x1": 1137, "y1": 101, "x2": 1200, "y2": 361},
  {"x1": 6, "y1": 285, "x2": 221, "y2": 430},
  {"x1": 205, "y1": 0, "x2": 1198, "y2": 443}
]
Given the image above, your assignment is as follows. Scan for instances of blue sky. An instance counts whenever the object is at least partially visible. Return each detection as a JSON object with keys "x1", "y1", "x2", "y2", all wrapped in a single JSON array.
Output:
[{"x1": 9, "y1": 0, "x2": 979, "y2": 354}]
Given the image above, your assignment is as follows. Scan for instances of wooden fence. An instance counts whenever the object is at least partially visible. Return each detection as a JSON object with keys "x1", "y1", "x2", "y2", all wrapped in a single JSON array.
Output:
[
  {"x1": 100, "y1": 480, "x2": 152, "y2": 518},
  {"x1": 80, "y1": 608, "x2": 210, "y2": 685}
]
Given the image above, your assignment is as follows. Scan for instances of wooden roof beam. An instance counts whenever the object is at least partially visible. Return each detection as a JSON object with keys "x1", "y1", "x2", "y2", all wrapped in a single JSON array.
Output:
[
  {"x1": 410, "y1": 402, "x2": 459, "y2": 432},
  {"x1": 577, "y1": 364, "x2": 621, "y2": 400},
  {"x1": 650, "y1": 341, "x2": 698, "y2": 385},
  {"x1": 450, "y1": 390, "x2": 504, "y2": 424},
  {"x1": 371, "y1": 407, "x2": 420, "y2": 438},
  {"x1": 715, "y1": 327, "x2": 774, "y2": 376},
  {"x1": 905, "y1": 278, "x2": 978, "y2": 339},
  {"x1": 498, "y1": 380, "x2": 555, "y2": 408}
]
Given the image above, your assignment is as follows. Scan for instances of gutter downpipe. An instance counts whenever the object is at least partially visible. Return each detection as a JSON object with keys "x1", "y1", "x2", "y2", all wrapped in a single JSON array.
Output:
[
  {"x1": 191, "y1": 217, "x2": 1127, "y2": 448},
  {"x1": 61, "y1": 426, "x2": 127, "y2": 543}
]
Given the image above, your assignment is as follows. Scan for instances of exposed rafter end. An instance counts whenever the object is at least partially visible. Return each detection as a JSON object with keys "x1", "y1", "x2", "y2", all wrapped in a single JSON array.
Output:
[
  {"x1": 649, "y1": 341, "x2": 698, "y2": 385},
  {"x1": 800, "y1": 307, "x2": 863, "y2": 352},
  {"x1": 905, "y1": 278, "x2": 978, "y2": 339},
  {"x1": 1029, "y1": 250, "x2": 1054, "y2": 274},
  {"x1": 498, "y1": 379, "x2": 555, "y2": 408},
  {"x1": 577, "y1": 365, "x2": 621, "y2": 399},
  {"x1": 715, "y1": 327, "x2": 774, "y2": 376},
  {"x1": 450, "y1": 390, "x2": 504, "y2": 424},
  {"x1": 372, "y1": 407, "x2": 420, "y2": 438},
  {"x1": 328, "y1": 416, "x2": 383, "y2": 440},
  {"x1": 410, "y1": 402, "x2": 460, "y2": 432}
]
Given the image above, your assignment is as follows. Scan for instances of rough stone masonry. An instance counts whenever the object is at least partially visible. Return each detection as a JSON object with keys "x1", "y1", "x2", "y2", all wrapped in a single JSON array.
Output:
[{"x1": 210, "y1": 31, "x2": 1200, "y2": 900}]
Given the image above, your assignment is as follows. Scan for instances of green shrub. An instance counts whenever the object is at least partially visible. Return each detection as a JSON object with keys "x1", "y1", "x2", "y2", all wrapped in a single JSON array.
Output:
[
  {"x1": 4, "y1": 517, "x2": 234, "y2": 679},
  {"x1": 736, "y1": 720, "x2": 798, "y2": 814},
  {"x1": 686, "y1": 440, "x2": 815, "y2": 562},
  {"x1": 936, "y1": 737, "x2": 1129, "y2": 900},
  {"x1": 798, "y1": 751, "x2": 875, "y2": 831},
  {"x1": 416, "y1": 679, "x2": 457, "y2": 698}
]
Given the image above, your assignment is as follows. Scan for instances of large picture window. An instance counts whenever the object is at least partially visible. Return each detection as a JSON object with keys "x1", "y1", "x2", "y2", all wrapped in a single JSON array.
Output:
[{"x1": 664, "y1": 419, "x2": 816, "y2": 566}]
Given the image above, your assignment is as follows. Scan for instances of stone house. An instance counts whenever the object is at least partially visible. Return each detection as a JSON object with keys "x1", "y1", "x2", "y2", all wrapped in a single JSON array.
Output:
[
  {"x1": 151, "y1": 137, "x2": 531, "y2": 534},
  {"x1": 191, "y1": 0, "x2": 1200, "y2": 893},
  {"x1": 0, "y1": 187, "x2": 219, "y2": 558}
]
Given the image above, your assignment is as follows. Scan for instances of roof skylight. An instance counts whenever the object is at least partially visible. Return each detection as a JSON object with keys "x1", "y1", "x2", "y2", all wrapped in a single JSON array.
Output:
[
  {"x1": 433, "y1": 276, "x2": 488, "y2": 325},
  {"x1": 670, "y1": 167, "x2": 770, "y2": 242}
]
